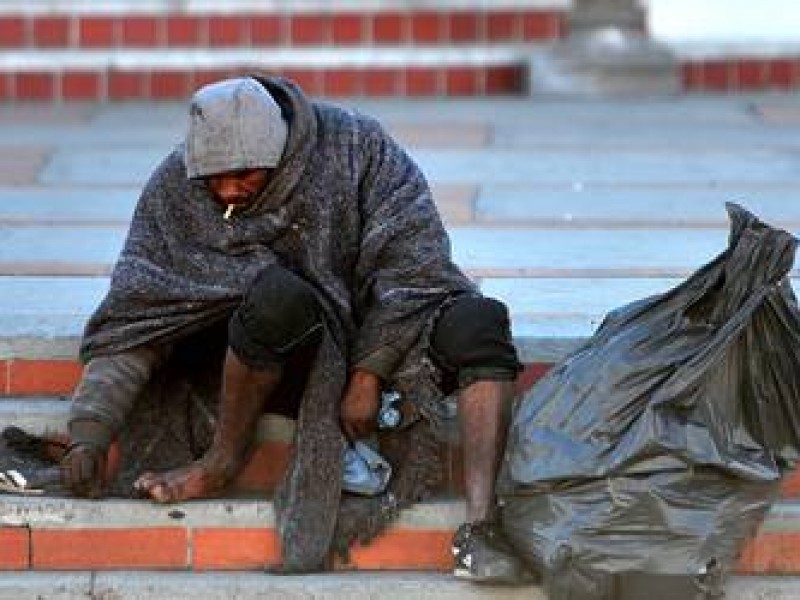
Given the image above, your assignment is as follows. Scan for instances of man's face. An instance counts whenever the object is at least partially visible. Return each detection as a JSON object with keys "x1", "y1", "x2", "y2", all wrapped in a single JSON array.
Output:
[{"x1": 206, "y1": 168, "x2": 272, "y2": 208}]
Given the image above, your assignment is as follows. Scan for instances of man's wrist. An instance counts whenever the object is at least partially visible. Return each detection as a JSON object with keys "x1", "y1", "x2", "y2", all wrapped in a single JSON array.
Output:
[{"x1": 68, "y1": 418, "x2": 114, "y2": 451}]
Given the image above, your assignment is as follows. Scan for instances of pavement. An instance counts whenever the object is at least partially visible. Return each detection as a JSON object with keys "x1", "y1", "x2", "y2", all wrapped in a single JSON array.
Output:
[
  {"x1": 2, "y1": 572, "x2": 800, "y2": 600},
  {"x1": 1, "y1": 94, "x2": 800, "y2": 362}
]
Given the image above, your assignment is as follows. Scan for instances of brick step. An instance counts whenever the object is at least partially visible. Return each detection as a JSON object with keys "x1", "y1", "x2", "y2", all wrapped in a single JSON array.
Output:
[
  {"x1": 0, "y1": 8, "x2": 565, "y2": 49},
  {"x1": 4, "y1": 393, "x2": 800, "y2": 500},
  {"x1": 0, "y1": 496, "x2": 798, "y2": 575},
  {"x1": 5, "y1": 56, "x2": 800, "y2": 101},
  {"x1": 0, "y1": 49, "x2": 528, "y2": 100}
]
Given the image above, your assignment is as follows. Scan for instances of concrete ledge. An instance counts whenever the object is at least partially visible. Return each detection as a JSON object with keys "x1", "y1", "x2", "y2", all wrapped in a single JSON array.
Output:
[
  {"x1": 0, "y1": 47, "x2": 529, "y2": 71},
  {"x1": 0, "y1": 572, "x2": 799, "y2": 600},
  {"x1": 0, "y1": 491, "x2": 795, "y2": 533}
]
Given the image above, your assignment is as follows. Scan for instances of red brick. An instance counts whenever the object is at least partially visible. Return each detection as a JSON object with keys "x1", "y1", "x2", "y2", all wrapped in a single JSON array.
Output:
[
  {"x1": 208, "y1": 16, "x2": 248, "y2": 47},
  {"x1": 193, "y1": 528, "x2": 280, "y2": 570},
  {"x1": 290, "y1": 14, "x2": 330, "y2": 45},
  {"x1": 445, "y1": 67, "x2": 480, "y2": 96},
  {"x1": 251, "y1": 15, "x2": 283, "y2": 45},
  {"x1": 323, "y1": 68, "x2": 362, "y2": 96},
  {"x1": 0, "y1": 528, "x2": 29, "y2": 570},
  {"x1": 702, "y1": 61, "x2": 731, "y2": 91},
  {"x1": 0, "y1": 361, "x2": 8, "y2": 394},
  {"x1": 363, "y1": 68, "x2": 400, "y2": 96},
  {"x1": 122, "y1": 16, "x2": 159, "y2": 46},
  {"x1": 523, "y1": 11, "x2": 559, "y2": 40},
  {"x1": 14, "y1": 72, "x2": 56, "y2": 101},
  {"x1": 485, "y1": 65, "x2": 524, "y2": 94},
  {"x1": 410, "y1": 11, "x2": 444, "y2": 43},
  {"x1": 233, "y1": 441, "x2": 291, "y2": 494},
  {"x1": 405, "y1": 67, "x2": 440, "y2": 96},
  {"x1": 780, "y1": 465, "x2": 800, "y2": 497},
  {"x1": 345, "y1": 529, "x2": 452, "y2": 570},
  {"x1": 681, "y1": 62, "x2": 704, "y2": 90},
  {"x1": 768, "y1": 59, "x2": 796, "y2": 89},
  {"x1": 151, "y1": 70, "x2": 192, "y2": 99},
  {"x1": 33, "y1": 528, "x2": 188, "y2": 569},
  {"x1": 62, "y1": 71, "x2": 102, "y2": 100},
  {"x1": 0, "y1": 74, "x2": 10, "y2": 100},
  {"x1": 78, "y1": 17, "x2": 116, "y2": 48},
  {"x1": 487, "y1": 11, "x2": 519, "y2": 41},
  {"x1": 8, "y1": 359, "x2": 82, "y2": 395},
  {"x1": 448, "y1": 12, "x2": 479, "y2": 43},
  {"x1": 331, "y1": 13, "x2": 365, "y2": 45},
  {"x1": 0, "y1": 17, "x2": 26, "y2": 48},
  {"x1": 280, "y1": 69, "x2": 320, "y2": 94},
  {"x1": 737, "y1": 532, "x2": 800, "y2": 574},
  {"x1": 516, "y1": 362, "x2": 552, "y2": 395},
  {"x1": 166, "y1": 15, "x2": 203, "y2": 46},
  {"x1": 193, "y1": 69, "x2": 236, "y2": 90},
  {"x1": 108, "y1": 70, "x2": 150, "y2": 100},
  {"x1": 372, "y1": 12, "x2": 404, "y2": 44},
  {"x1": 735, "y1": 59, "x2": 765, "y2": 90},
  {"x1": 32, "y1": 16, "x2": 70, "y2": 47}
]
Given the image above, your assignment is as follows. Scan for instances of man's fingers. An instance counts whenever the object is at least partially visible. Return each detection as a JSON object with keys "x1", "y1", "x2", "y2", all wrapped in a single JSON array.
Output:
[{"x1": 133, "y1": 473, "x2": 173, "y2": 503}]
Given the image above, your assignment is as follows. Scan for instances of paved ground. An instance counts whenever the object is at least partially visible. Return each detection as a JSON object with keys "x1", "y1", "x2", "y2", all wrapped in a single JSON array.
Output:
[
  {"x1": 1, "y1": 572, "x2": 800, "y2": 600},
  {"x1": 1, "y1": 93, "x2": 800, "y2": 363}
]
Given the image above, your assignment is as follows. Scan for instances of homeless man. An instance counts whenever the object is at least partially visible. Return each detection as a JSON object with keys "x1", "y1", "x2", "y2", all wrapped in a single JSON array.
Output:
[{"x1": 60, "y1": 76, "x2": 527, "y2": 581}]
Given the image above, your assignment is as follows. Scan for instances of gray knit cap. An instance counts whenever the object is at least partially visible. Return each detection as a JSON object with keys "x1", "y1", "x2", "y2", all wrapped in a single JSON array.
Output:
[{"x1": 184, "y1": 77, "x2": 288, "y2": 179}]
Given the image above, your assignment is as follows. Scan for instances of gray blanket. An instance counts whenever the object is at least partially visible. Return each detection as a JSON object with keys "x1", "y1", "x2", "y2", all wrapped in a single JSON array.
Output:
[{"x1": 79, "y1": 76, "x2": 474, "y2": 571}]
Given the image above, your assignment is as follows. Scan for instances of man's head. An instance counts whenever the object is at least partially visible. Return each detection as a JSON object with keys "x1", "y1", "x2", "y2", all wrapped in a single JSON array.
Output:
[{"x1": 184, "y1": 77, "x2": 288, "y2": 187}]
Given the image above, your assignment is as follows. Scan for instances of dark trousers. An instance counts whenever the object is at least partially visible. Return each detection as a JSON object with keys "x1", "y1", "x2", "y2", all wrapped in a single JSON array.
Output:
[{"x1": 224, "y1": 264, "x2": 520, "y2": 415}]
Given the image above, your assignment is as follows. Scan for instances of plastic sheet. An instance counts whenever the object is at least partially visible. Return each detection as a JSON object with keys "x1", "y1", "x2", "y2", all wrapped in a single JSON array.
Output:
[{"x1": 498, "y1": 204, "x2": 800, "y2": 599}]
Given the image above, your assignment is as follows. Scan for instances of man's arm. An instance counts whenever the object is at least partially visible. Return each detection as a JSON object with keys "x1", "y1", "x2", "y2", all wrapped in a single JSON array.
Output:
[
  {"x1": 63, "y1": 345, "x2": 168, "y2": 497},
  {"x1": 340, "y1": 117, "x2": 473, "y2": 438}
]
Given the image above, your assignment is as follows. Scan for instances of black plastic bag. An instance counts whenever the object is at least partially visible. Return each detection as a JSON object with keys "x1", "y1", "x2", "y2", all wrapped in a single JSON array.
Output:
[{"x1": 498, "y1": 203, "x2": 800, "y2": 599}]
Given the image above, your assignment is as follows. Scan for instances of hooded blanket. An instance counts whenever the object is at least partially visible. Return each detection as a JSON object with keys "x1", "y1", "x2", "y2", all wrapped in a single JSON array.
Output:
[{"x1": 80, "y1": 76, "x2": 474, "y2": 571}]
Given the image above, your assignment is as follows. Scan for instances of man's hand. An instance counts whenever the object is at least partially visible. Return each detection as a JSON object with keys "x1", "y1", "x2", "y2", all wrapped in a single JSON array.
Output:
[
  {"x1": 340, "y1": 369, "x2": 381, "y2": 440},
  {"x1": 61, "y1": 442, "x2": 106, "y2": 499}
]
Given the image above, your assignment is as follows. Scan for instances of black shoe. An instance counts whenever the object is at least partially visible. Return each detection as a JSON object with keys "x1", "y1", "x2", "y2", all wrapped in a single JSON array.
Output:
[{"x1": 452, "y1": 520, "x2": 534, "y2": 585}]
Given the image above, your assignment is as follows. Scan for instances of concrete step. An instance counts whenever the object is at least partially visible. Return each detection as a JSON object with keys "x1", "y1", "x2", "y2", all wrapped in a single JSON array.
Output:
[
  {"x1": 2, "y1": 223, "x2": 799, "y2": 278},
  {"x1": 0, "y1": 3, "x2": 567, "y2": 100},
  {"x1": 4, "y1": 275, "x2": 800, "y2": 366},
  {"x1": 0, "y1": 495, "x2": 797, "y2": 575},
  {"x1": 1, "y1": 573, "x2": 800, "y2": 600},
  {"x1": 4, "y1": 397, "x2": 800, "y2": 503}
]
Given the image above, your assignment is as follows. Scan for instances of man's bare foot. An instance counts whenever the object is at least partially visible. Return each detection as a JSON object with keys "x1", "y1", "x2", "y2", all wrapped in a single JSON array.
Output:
[{"x1": 133, "y1": 458, "x2": 231, "y2": 503}]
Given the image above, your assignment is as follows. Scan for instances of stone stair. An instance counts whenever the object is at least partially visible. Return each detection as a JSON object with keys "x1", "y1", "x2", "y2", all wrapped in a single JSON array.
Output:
[
  {"x1": 3, "y1": 93, "x2": 800, "y2": 596},
  {"x1": 0, "y1": 0, "x2": 568, "y2": 100}
]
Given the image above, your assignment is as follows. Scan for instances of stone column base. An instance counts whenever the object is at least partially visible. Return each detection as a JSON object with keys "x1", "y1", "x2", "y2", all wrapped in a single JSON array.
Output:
[{"x1": 528, "y1": 29, "x2": 679, "y2": 97}]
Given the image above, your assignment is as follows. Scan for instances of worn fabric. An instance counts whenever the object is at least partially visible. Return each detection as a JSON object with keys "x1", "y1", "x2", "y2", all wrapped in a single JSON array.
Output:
[
  {"x1": 429, "y1": 295, "x2": 521, "y2": 390},
  {"x1": 228, "y1": 264, "x2": 324, "y2": 371},
  {"x1": 77, "y1": 75, "x2": 475, "y2": 571}
]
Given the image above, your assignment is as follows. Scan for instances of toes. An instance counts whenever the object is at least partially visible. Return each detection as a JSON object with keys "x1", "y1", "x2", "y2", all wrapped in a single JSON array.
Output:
[{"x1": 149, "y1": 482, "x2": 173, "y2": 503}]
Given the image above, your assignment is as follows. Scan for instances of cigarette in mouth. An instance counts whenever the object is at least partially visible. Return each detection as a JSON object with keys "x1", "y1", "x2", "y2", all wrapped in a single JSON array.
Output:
[{"x1": 223, "y1": 205, "x2": 235, "y2": 220}]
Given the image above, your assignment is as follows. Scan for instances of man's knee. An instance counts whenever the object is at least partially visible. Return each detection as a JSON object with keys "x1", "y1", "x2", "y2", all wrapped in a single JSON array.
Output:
[
  {"x1": 228, "y1": 264, "x2": 323, "y2": 368},
  {"x1": 430, "y1": 295, "x2": 520, "y2": 389}
]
